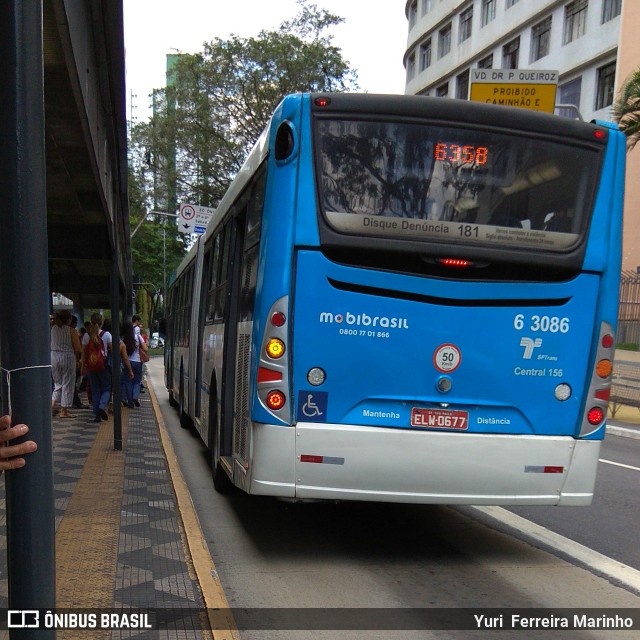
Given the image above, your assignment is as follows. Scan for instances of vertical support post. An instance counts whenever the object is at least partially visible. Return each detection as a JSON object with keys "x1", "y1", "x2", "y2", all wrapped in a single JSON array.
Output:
[
  {"x1": 0, "y1": 0, "x2": 56, "y2": 629},
  {"x1": 112, "y1": 223, "x2": 123, "y2": 451}
]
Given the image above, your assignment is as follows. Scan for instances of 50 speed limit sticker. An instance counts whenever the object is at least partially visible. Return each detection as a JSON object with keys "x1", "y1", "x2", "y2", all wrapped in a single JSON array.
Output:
[{"x1": 433, "y1": 343, "x2": 461, "y2": 373}]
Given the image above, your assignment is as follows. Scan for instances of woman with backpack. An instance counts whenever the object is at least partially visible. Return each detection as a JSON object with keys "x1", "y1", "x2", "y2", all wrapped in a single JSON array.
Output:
[{"x1": 81, "y1": 312, "x2": 112, "y2": 423}]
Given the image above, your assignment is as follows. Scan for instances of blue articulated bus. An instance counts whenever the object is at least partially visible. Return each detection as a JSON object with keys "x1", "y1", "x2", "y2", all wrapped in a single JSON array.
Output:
[{"x1": 165, "y1": 93, "x2": 625, "y2": 505}]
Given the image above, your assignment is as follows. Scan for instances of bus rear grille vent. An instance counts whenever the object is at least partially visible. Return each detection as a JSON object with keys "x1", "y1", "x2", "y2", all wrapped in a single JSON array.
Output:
[{"x1": 234, "y1": 333, "x2": 252, "y2": 462}]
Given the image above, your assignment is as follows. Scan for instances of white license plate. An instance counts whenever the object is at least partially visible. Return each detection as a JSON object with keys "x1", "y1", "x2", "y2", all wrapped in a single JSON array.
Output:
[{"x1": 411, "y1": 408, "x2": 468, "y2": 430}]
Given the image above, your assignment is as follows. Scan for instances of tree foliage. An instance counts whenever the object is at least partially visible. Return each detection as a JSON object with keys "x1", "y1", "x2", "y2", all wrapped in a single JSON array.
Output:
[
  {"x1": 614, "y1": 66, "x2": 640, "y2": 151},
  {"x1": 129, "y1": 0, "x2": 358, "y2": 215},
  {"x1": 128, "y1": 1, "x2": 358, "y2": 321},
  {"x1": 127, "y1": 163, "x2": 189, "y2": 322}
]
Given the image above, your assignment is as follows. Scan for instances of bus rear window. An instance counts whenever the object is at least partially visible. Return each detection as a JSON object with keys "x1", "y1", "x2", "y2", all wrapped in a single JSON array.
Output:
[{"x1": 315, "y1": 119, "x2": 602, "y2": 253}]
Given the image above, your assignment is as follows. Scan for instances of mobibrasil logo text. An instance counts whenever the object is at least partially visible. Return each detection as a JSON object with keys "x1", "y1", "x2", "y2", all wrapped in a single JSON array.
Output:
[{"x1": 320, "y1": 312, "x2": 409, "y2": 329}]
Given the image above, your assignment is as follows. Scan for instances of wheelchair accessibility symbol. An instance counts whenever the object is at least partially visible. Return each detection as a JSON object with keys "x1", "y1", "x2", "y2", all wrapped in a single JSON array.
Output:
[{"x1": 297, "y1": 391, "x2": 328, "y2": 422}]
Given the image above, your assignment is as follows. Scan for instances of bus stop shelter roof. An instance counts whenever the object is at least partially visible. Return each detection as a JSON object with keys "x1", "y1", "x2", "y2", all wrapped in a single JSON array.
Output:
[{"x1": 43, "y1": 0, "x2": 131, "y2": 311}]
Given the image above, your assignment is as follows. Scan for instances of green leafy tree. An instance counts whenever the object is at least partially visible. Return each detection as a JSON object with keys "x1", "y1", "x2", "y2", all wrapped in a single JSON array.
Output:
[
  {"x1": 614, "y1": 66, "x2": 640, "y2": 150},
  {"x1": 128, "y1": 163, "x2": 189, "y2": 325},
  {"x1": 129, "y1": 0, "x2": 358, "y2": 214}
]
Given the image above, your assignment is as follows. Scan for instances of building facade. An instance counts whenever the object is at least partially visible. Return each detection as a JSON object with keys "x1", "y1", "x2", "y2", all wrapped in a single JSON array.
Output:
[
  {"x1": 404, "y1": 0, "x2": 621, "y2": 122},
  {"x1": 403, "y1": 0, "x2": 639, "y2": 270},
  {"x1": 615, "y1": 0, "x2": 640, "y2": 272}
]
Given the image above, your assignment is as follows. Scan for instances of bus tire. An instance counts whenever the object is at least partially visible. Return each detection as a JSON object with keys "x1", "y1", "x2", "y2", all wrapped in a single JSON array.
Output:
[{"x1": 168, "y1": 391, "x2": 178, "y2": 408}]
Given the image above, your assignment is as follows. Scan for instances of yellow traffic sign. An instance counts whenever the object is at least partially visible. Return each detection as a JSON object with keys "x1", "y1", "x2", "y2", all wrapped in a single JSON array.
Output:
[{"x1": 469, "y1": 69, "x2": 558, "y2": 114}]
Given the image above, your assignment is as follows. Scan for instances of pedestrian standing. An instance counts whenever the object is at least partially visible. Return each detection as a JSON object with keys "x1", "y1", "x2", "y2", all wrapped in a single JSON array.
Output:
[
  {"x1": 121, "y1": 320, "x2": 147, "y2": 407},
  {"x1": 51, "y1": 310, "x2": 82, "y2": 419},
  {"x1": 82, "y1": 312, "x2": 112, "y2": 423}
]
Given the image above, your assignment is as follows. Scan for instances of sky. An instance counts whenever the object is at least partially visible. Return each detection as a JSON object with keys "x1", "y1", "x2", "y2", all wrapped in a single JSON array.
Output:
[{"x1": 123, "y1": 0, "x2": 408, "y2": 123}]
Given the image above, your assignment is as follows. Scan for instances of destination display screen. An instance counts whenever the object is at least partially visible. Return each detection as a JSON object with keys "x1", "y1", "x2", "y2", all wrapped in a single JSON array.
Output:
[{"x1": 315, "y1": 118, "x2": 602, "y2": 252}]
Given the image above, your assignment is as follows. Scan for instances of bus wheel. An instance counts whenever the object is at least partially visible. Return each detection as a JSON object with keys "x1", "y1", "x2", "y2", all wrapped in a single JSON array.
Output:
[{"x1": 168, "y1": 391, "x2": 178, "y2": 408}]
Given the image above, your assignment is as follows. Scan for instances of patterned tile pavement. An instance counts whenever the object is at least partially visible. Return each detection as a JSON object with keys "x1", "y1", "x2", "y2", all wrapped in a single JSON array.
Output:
[{"x1": 0, "y1": 384, "x2": 211, "y2": 639}]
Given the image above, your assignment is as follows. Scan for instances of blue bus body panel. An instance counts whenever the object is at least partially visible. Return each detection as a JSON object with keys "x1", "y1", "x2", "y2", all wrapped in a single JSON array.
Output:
[{"x1": 292, "y1": 250, "x2": 601, "y2": 438}]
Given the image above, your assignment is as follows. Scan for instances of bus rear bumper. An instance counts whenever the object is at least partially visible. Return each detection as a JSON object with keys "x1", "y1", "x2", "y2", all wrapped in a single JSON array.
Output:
[{"x1": 248, "y1": 422, "x2": 601, "y2": 506}]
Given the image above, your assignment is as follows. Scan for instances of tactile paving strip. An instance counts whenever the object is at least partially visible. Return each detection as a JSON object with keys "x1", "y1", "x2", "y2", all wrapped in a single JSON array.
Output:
[{"x1": 0, "y1": 386, "x2": 210, "y2": 640}]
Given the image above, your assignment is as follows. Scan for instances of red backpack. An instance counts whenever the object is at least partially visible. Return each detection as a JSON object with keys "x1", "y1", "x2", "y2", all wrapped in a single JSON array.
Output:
[{"x1": 85, "y1": 331, "x2": 106, "y2": 373}]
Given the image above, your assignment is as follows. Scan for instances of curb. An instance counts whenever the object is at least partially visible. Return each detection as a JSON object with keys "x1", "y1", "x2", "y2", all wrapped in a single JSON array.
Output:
[
  {"x1": 147, "y1": 377, "x2": 240, "y2": 640},
  {"x1": 606, "y1": 424, "x2": 640, "y2": 440}
]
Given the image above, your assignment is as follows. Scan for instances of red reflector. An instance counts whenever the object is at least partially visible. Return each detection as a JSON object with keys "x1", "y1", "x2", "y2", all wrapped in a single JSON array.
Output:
[
  {"x1": 271, "y1": 311, "x2": 286, "y2": 327},
  {"x1": 543, "y1": 466, "x2": 564, "y2": 474},
  {"x1": 438, "y1": 258, "x2": 472, "y2": 268},
  {"x1": 300, "y1": 454, "x2": 323, "y2": 464},
  {"x1": 258, "y1": 367, "x2": 282, "y2": 383},
  {"x1": 314, "y1": 97, "x2": 331, "y2": 107},
  {"x1": 593, "y1": 129, "x2": 607, "y2": 140},
  {"x1": 601, "y1": 334, "x2": 614, "y2": 349},
  {"x1": 266, "y1": 390, "x2": 286, "y2": 410},
  {"x1": 587, "y1": 406, "x2": 605, "y2": 425},
  {"x1": 595, "y1": 388, "x2": 610, "y2": 402}
]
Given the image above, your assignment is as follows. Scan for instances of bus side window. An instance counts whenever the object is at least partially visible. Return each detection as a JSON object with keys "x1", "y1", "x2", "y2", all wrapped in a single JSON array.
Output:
[
  {"x1": 183, "y1": 266, "x2": 194, "y2": 346},
  {"x1": 206, "y1": 235, "x2": 221, "y2": 324},
  {"x1": 175, "y1": 279, "x2": 182, "y2": 346},
  {"x1": 240, "y1": 245, "x2": 259, "y2": 323},
  {"x1": 215, "y1": 224, "x2": 232, "y2": 322},
  {"x1": 245, "y1": 168, "x2": 266, "y2": 249}
]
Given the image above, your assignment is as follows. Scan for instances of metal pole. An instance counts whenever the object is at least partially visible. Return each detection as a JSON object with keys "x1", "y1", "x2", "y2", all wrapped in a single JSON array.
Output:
[
  {"x1": 0, "y1": 0, "x2": 56, "y2": 631},
  {"x1": 112, "y1": 225, "x2": 123, "y2": 451}
]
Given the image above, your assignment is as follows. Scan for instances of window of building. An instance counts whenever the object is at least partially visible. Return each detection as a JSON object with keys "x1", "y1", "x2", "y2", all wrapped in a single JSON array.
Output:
[
  {"x1": 602, "y1": 0, "x2": 621, "y2": 23},
  {"x1": 530, "y1": 16, "x2": 552, "y2": 62},
  {"x1": 419, "y1": 39, "x2": 432, "y2": 71},
  {"x1": 459, "y1": 6, "x2": 473, "y2": 43},
  {"x1": 595, "y1": 62, "x2": 616, "y2": 110},
  {"x1": 563, "y1": 0, "x2": 588, "y2": 45},
  {"x1": 436, "y1": 83, "x2": 449, "y2": 98},
  {"x1": 407, "y1": 51, "x2": 416, "y2": 81},
  {"x1": 422, "y1": 0, "x2": 434, "y2": 15},
  {"x1": 409, "y1": 1, "x2": 418, "y2": 29},
  {"x1": 456, "y1": 70, "x2": 470, "y2": 100},
  {"x1": 557, "y1": 76, "x2": 582, "y2": 118},
  {"x1": 478, "y1": 54, "x2": 493, "y2": 69},
  {"x1": 502, "y1": 37, "x2": 520, "y2": 69},
  {"x1": 438, "y1": 23, "x2": 452, "y2": 59},
  {"x1": 506, "y1": 0, "x2": 521, "y2": 7},
  {"x1": 481, "y1": 0, "x2": 496, "y2": 27}
]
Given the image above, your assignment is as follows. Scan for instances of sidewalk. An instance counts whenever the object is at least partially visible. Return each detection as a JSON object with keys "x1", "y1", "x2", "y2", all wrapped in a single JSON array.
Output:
[
  {"x1": 0, "y1": 377, "x2": 212, "y2": 639},
  {"x1": 607, "y1": 403, "x2": 640, "y2": 439}
]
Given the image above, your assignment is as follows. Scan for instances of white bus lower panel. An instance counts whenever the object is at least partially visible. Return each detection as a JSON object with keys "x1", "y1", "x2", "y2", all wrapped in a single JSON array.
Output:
[{"x1": 248, "y1": 422, "x2": 601, "y2": 506}]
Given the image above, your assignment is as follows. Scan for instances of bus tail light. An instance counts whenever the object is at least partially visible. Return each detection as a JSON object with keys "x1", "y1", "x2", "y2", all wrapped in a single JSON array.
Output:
[
  {"x1": 587, "y1": 407, "x2": 605, "y2": 426},
  {"x1": 257, "y1": 296, "x2": 290, "y2": 423},
  {"x1": 579, "y1": 322, "x2": 615, "y2": 437},
  {"x1": 554, "y1": 383, "x2": 572, "y2": 402},
  {"x1": 437, "y1": 258, "x2": 474, "y2": 268},
  {"x1": 271, "y1": 311, "x2": 286, "y2": 327},
  {"x1": 595, "y1": 359, "x2": 612, "y2": 378},
  {"x1": 266, "y1": 390, "x2": 286, "y2": 411},
  {"x1": 266, "y1": 338, "x2": 286, "y2": 359}
]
